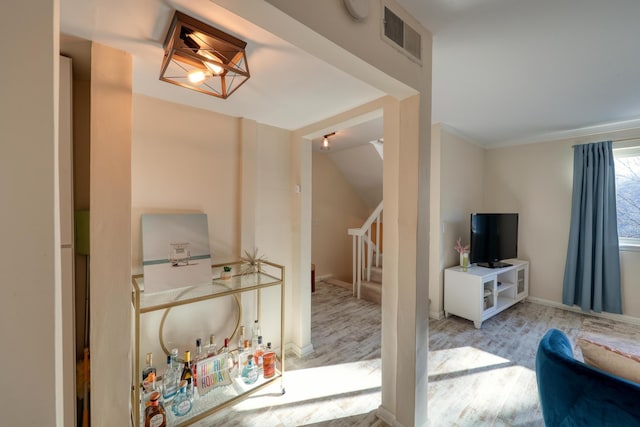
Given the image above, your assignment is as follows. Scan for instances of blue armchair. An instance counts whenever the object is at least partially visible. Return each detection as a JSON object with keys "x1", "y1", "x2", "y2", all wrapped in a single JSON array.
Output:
[{"x1": 536, "y1": 328, "x2": 640, "y2": 426}]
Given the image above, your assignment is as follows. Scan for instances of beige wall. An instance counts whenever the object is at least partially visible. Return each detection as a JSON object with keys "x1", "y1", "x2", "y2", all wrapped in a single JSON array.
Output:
[
  {"x1": 434, "y1": 125, "x2": 640, "y2": 320},
  {"x1": 485, "y1": 132, "x2": 640, "y2": 318},
  {"x1": 1, "y1": 0, "x2": 60, "y2": 423},
  {"x1": 312, "y1": 151, "x2": 370, "y2": 282},
  {"x1": 430, "y1": 125, "x2": 485, "y2": 318},
  {"x1": 131, "y1": 94, "x2": 241, "y2": 270},
  {"x1": 89, "y1": 43, "x2": 132, "y2": 426},
  {"x1": 131, "y1": 98, "x2": 297, "y2": 353}
]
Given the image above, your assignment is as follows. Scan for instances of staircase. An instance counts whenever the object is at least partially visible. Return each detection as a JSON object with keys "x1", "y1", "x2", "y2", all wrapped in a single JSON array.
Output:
[{"x1": 348, "y1": 201, "x2": 383, "y2": 304}]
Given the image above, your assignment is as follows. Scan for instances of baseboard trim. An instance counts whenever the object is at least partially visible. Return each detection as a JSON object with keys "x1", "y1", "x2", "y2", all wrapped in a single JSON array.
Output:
[
  {"x1": 376, "y1": 405, "x2": 403, "y2": 427},
  {"x1": 316, "y1": 274, "x2": 333, "y2": 283},
  {"x1": 286, "y1": 341, "x2": 314, "y2": 358},
  {"x1": 527, "y1": 297, "x2": 640, "y2": 326},
  {"x1": 429, "y1": 309, "x2": 444, "y2": 321}
]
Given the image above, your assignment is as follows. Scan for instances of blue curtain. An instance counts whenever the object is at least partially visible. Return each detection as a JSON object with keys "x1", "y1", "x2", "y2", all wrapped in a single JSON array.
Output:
[{"x1": 562, "y1": 141, "x2": 621, "y2": 313}]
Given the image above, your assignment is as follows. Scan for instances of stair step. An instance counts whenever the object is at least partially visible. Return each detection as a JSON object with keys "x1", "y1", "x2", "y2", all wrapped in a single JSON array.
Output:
[
  {"x1": 360, "y1": 280, "x2": 381, "y2": 305},
  {"x1": 369, "y1": 266, "x2": 382, "y2": 283}
]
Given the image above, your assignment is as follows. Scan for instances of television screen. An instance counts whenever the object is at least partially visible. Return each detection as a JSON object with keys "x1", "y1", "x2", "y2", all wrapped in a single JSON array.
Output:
[{"x1": 469, "y1": 213, "x2": 518, "y2": 268}]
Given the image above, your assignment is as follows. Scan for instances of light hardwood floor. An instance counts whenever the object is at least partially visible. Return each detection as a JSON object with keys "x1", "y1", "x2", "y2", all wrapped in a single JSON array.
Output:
[{"x1": 197, "y1": 281, "x2": 640, "y2": 426}]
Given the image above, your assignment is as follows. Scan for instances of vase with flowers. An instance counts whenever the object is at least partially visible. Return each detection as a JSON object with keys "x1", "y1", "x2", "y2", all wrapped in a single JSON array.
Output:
[{"x1": 454, "y1": 237, "x2": 470, "y2": 271}]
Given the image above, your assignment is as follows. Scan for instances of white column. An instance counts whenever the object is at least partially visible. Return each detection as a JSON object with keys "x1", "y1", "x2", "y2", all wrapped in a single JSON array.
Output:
[
  {"x1": 90, "y1": 43, "x2": 132, "y2": 427},
  {"x1": 0, "y1": 1, "x2": 60, "y2": 424}
]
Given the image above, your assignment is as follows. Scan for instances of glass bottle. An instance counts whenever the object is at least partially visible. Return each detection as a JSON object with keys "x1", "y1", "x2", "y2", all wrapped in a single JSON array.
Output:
[
  {"x1": 192, "y1": 338, "x2": 204, "y2": 399},
  {"x1": 171, "y1": 380, "x2": 193, "y2": 417},
  {"x1": 235, "y1": 326, "x2": 245, "y2": 374},
  {"x1": 240, "y1": 339, "x2": 251, "y2": 369},
  {"x1": 170, "y1": 348, "x2": 179, "y2": 370},
  {"x1": 263, "y1": 342, "x2": 276, "y2": 379},
  {"x1": 162, "y1": 354, "x2": 178, "y2": 402},
  {"x1": 205, "y1": 334, "x2": 217, "y2": 357},
  {"x1": 144, "y1": 391, "x2": 166, "y2": 427},
  {"x1": 251, "y1": 320, "x2": 261, "y2": 352},
  {"x1": 237, "y1": 326, "x2": 246, "y2": 354},
  {"x1": 220, "y1": 337, "x2": 235, "y2": 377},
  {"x1": 142, "y1": 371, "x2": 157, "y2": 408},
  {"x1": 180, "y1": 350, "x2": 194, "y2": 395},
  {"x1": 241, "y1": 354, "x2": 259, "y2": 385},
  {"x1": 253, "y1": 336, "x2": 265, "y2": 369},
  {"x1": 142, "y1": 352, "x2": 156, "y2": 389}
]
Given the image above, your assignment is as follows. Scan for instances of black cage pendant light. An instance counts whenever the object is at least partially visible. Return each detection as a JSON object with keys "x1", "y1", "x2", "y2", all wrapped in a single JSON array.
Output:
[{"x1": 160, "y1": 11, "x2": 250, "y2": 99}]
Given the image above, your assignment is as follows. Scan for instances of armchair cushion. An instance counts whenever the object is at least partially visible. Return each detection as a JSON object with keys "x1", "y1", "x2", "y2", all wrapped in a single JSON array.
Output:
[{"x1": 577, "y1": 337, "x2": 640, "y2": 384}]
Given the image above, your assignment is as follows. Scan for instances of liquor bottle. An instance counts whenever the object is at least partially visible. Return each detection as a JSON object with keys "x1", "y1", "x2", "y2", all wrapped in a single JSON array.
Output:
[
  {"x1": 240, "y1": 339, "x2": 251, "y2": 369},
  {"x1": 171, "y1": 380, "x2": 193, "y2": 417},
  {"x1": 251, "y1": 320, "x2": 261, "y2": 351},
  {"x1": 142, "y1": 371, "x2": 157, "y2": 408},
  {"x1": 241, "y1": 354, "x2": 259, "y2": 385},
  {"x1": 220, "y1": 338, "x2": 235, "y2": 377},
  {"x1": 162, "y1": 354, "x2": 178, "y2": 402},
  {"x1": 192, "y1": 338, "x2": 204, "y2": 399},
  {"x1": 263, "y1": 342, "x2": 276, "y2": 379},
  {"x1": 142, "y1": 352, "x2": 156, "y2": 387},
  {"x1": 180, "y1": 350, "x2": 194, "y2": 395},
  {"x1": 253, "y1": 336, "x2": 265, "y2": 369},
  {"x1": 204, "y1": 334, "x2": 217, "y2": 356},
  {"x1": 236, "y1": 326, "x2": 246, "y2": 355},
  {"x1": 170, "y1": 348, "x2": 179, "y2": 370},
  {"x1": 235, "y1": 326, "x2": 245, "y2": 373},
  {"x1": 144, "y1": 391, "x2": 166, "y2": 427}
]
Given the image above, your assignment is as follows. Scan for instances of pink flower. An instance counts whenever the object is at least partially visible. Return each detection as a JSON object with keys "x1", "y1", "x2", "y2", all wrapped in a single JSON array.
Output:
[{"x1": 454, "y1": 237, "x2": 469, "y2": 254}]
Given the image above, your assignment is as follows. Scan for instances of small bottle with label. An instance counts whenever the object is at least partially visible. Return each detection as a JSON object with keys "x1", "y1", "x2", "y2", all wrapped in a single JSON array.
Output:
[
  {"x1": 204, "y1": 334, "x2": 217, "y2": 357},
  {"x1": 251, "y1": 320, "x2": 261, "y2": 352},
  {"x1": 241, "y1": 354, "x2": 259, "y2": 385},
  {"x1": 262, "y1": 342, "x2": 276, "y2": 379},
  {"x1": 142, "y1": 352, "x2": 156, "y2": 390},
  {"x1": 170, "y1": 348, "x2": 179, "y2": 370},
  {"x1": 162, "y1": 354, "x2": 178, "y2": 403},
  {"x1": 144, "y1": 391, "x2": 166, "y2": 427},
  {"x1": 180, "y1": 350, "x2": 194, "y2": 395},
  {"x1": 253, "y1": 336, "x2": 265, "y2": 370},
  {"x1": 192, "y1": 338, "x2": 204, "y2": 399},
  {"x1": 171, "y1": 380, "x2": 193, "y2": 417}
]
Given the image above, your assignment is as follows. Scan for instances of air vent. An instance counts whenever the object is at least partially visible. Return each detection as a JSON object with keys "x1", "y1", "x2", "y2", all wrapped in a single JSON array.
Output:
[{"x1": 383, "y1": 6, "x2": 421, "y2": 62}]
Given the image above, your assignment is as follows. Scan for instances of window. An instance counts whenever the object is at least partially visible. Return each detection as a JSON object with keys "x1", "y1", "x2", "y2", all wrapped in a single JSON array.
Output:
[{"x1": 614, "y1": 145, "x2": 640, "y2": 247}]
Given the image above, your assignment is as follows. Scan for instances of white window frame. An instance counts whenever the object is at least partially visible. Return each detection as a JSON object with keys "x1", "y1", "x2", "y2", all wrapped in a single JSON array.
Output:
[{"x1": 613, "y1": 143, "x2": 640, "y2": 251}]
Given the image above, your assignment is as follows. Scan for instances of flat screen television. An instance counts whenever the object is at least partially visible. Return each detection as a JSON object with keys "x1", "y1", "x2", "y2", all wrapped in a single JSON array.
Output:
[{"x1": 469, "y1": 213, "x2": 519, "y2": 268}]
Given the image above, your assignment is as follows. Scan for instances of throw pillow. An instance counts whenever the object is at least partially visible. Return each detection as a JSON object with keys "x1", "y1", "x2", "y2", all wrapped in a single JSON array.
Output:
[{"x1": 576, "y1": 337, "x2": 640, "y2": 384}]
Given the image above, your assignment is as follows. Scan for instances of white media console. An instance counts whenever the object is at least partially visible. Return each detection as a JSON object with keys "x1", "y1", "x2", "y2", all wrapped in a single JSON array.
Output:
[{"x1": 444, "y1": 259, "x2": 529, "y2": 328}]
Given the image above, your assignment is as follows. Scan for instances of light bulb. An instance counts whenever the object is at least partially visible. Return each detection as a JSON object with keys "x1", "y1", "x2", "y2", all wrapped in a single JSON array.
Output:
[
  {"x1": 321, "y1": 137, "x2": 330, "y2": 150},
  {"x1": 199, "y1": 50, "x2": 224, "y2": 75},
  {"x1": 188, "y1": 69, "x2": 208, "y2": 84}
]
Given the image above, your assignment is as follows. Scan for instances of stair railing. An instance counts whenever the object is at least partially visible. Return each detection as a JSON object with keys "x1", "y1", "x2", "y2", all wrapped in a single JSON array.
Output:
[{"x1": 348, "y1": 200, "x2": 383, "y2": 299}]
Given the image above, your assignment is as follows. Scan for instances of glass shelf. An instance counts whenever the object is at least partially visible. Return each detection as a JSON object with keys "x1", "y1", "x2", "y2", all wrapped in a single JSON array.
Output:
[{"x1": 133, "y1": 271, "x2": 282, "y2": 313}]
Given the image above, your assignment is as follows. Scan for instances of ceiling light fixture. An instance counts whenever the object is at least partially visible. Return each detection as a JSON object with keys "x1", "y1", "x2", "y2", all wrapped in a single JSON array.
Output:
[
  {"x1": 321, "y1": 132, "x2": 336, "y2": 151},
  {"x1": 160, "y1": 11, "x2": 250, "y2": 99}
]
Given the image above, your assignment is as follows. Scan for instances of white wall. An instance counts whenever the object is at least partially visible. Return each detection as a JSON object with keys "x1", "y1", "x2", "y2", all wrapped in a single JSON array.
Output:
[{"x1": 312, "y1": 151, "x2": 370, "y2": 282}]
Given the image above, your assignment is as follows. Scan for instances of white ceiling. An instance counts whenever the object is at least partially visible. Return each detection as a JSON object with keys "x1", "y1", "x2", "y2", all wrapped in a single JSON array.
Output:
[
  {"x1": 60, "y1": 0, "x2": 640, "y2": 150},
  {"x1": 401, "y1": 0, "x2": 640, "y2": 147}
]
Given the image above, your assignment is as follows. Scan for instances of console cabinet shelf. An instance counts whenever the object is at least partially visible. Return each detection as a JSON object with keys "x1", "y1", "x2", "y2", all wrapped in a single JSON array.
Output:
[
  {"x1": 444, "y1": 259, "x2": 528, "y2": 329},
  {"x1": 131, "y1": 260, "x2": 285, "y2": 426}
]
